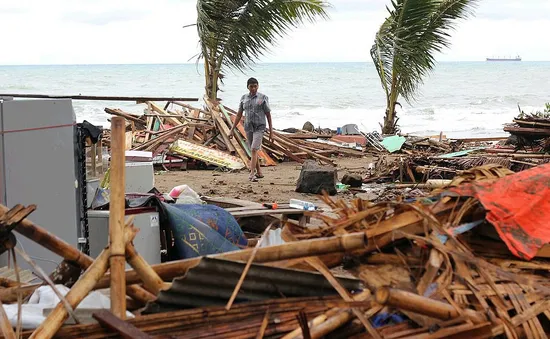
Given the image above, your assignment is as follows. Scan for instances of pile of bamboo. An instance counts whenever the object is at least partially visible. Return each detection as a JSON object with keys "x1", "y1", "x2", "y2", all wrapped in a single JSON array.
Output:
[
  {"x1": 270, "y1": 189, "x2": 550, "y2": 338},
  {"x1": 2, "y1": 169, "x2": 550, "y2": 338},
  {"x1": 102, "y1": 96, "x2": 364, "y2": 169}
]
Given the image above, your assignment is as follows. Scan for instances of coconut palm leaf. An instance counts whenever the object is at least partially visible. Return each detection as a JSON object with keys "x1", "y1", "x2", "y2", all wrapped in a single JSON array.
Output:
[
  {"x1": 196, "y1": 0, "x2": 330, "y2": 99},
  {"x1": 372, "y1": 0, "x2": 479, "y2": 102},
  {"x1": 371, "y1": 0, "x2": 478, "y2": 134}
]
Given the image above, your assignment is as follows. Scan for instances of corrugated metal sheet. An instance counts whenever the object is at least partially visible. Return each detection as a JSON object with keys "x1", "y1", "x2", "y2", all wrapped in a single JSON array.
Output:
[{"x1": 143, "y1": 257, "x2": 362, "y2": 313}]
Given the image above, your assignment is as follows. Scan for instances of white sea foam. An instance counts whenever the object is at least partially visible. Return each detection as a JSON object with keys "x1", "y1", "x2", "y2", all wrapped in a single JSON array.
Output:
[{"x1": 1, "y1": 62, "x2": 549, "y2": 138}]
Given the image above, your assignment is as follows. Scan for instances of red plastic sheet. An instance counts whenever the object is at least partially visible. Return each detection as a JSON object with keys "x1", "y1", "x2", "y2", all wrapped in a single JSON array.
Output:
[{"x1": 449, "y1": 163, "x2": 550, "y2": 260}]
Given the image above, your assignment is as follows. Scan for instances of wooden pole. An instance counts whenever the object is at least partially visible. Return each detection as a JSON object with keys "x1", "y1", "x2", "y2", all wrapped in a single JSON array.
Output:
[
  {"x1": 125, "y1": 244, "x2": 165, "y2": 295},
  {"x1": 0, "y1": 299, "x2": 16, "y2": 339},
  {"x1": 272, "y1": 133, "x2": 335, "y2": 166},
  {"x1": 0, "y1": 208, "x2": 154, "y2": 304},
  {"x1": 375, "y1": 287, "x2": 487, "y2": 324},
  {"x1": 30, "y1": 225, "x2": 138, "y2": 339},
  {"x1": 95, "y1": 232, "x2": 367, "y2": 289},
  {"x1": 109, "y1": 116, "x2": 127, "y2": 319},
  {"x1": 226, "y1": 225, "x2": 272, "y2": 310},
  {"x1": 283, "y1": 231, "x2": 381, "y2": 339},
  {"x1": 283, "y1": 290, "x2": 373, "y2": 339},
  {"x1": 309, "y1": 310, "x2": 352, "y2": 339},
  {"x1": 0, "y1": 93, "x2": 199, "y2": 102},
  {"x1": 13, "y1": 246, "x2": 81, "y2": 324}
]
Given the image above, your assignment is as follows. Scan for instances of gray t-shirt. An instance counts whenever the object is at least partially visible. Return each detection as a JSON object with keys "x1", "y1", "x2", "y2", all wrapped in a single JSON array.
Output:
[{"x1": 239, "y1": 92, "x2": 271, "y2": 132}]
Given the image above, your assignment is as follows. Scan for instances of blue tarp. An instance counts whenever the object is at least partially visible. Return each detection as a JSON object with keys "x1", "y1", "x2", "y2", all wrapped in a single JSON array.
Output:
[{"x1": 162, "y1": 203, "x2": 247, "y2": 259}]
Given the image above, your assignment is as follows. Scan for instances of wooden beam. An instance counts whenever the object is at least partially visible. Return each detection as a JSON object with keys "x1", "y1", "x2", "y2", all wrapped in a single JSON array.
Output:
[
  {"x1": 92, "y1": 310, "x2": 153, "y2": 339},
  {"x1": 230, "y1": 209, "x2": 305, "y2": 218},
  {"x1": 171, "y1": 101, "x2": 210, "y2": 115},
  {"x1": 109, "y1": 117, "x2": 127, "y2": 319},
  {"x1": 148, "y1": 101, "x2": 185, "y2": 127},
  {"x1": 186, "y1": 109, "x2": 200, "y2": 141},
  {"x1": 0, "y1": 93, "x2": 198, "y2": 101},
  {"x1": 29, "y1": 225, "x2": 138, "y2": 339},
  {"x1": 94, "y1": 232, "x2": 368, "y2": 289}
]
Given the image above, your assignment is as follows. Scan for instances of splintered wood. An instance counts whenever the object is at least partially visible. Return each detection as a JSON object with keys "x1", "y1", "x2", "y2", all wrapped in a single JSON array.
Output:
[
  {"x1": 279, "y1": 192, "x2": 550, "y2": 338},
  {"x1": 102, "y1": 98, "x2": 363, "y2": 171}
]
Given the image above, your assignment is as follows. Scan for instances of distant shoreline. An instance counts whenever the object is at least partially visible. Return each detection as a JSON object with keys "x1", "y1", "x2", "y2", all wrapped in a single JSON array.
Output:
[{"x1": 1, "y1": 60, "x2": 550, "y2": 67}]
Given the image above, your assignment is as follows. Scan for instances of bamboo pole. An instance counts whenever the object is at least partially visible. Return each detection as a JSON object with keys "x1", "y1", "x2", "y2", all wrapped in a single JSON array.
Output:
[
  {"x1": 255, "y1": 310, "x2": 270, "y2": 339},
  {"x1": 375, "y1": 287, "x2": 487, "y2": 324},
  {"x1": 0, "y1": 299, "x2": 15, "y2": 339},
  {"x1": 0, "y1": 208, "x2": 153, "y2": 304},
  {"x1": 283, "y1": 228, "x2": 380, "y2": 339},
  {"x1": 29, "y1": 225, "x2": 138, "y2": 339},
  {"x1": 282, "y1": 306, "x2": 343, "y2": 339},
  {"x1": 309, "y1": 310, "x2": 352, "y2": 339},
  {"x1": 0, "y1": 204, "x2": 90, "y2": 268},
  {"x1": 226, "y1": 225, "x2": 272, "y2": 310},
  {"x1": 13, "y1": 246, "x2": 81, "y2": 324},
  {"x1": 24, "y1": 297, "x2": 353, "y2": 338},
  {"x1": 0, "y1": 284, "x2": 41, "y2": 303},
  {"x1": 0, "y1": 93, "x2": 199, "y2": 102},
  {"x1": 95, "y1": 232, "x2": 368, "y2": 289},
  {"x1": 127, "y1": 285, "x2": 157, "y2": 304},
  {"x1": 125, "y1": 244, "x2": 164, "y2": 295},
  {"x1": 109, "y1": 116, "x2": 127, "y2": 319}
]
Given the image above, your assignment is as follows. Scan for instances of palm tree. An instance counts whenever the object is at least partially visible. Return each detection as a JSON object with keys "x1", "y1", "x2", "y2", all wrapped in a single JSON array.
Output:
[
  {"x1": 195, "y1": 0, "x2": 330, "y2": 100},
  {"x1": 371, "y1": 0, "x2": 479, "y2": 135}
]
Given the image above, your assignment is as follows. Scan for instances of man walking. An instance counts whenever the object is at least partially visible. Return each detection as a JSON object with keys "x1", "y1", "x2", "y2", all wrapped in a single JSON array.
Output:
[{"x1": 229, "y1": 77, "x2": 273, "y2": 182}]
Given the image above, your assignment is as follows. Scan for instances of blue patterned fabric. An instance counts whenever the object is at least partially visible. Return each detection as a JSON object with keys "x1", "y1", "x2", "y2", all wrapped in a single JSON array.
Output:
[{"x1": 162, "y1": 203, "x2": 246, "y2": 259}]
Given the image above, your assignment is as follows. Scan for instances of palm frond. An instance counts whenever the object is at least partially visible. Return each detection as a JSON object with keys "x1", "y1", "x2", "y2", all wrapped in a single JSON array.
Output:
[
  {"x1": 371, "y1": 0, "x2": 479, "y2": 103},
  {"x1": 197, "y1": 0, "x2": 330, "y2": 73}
]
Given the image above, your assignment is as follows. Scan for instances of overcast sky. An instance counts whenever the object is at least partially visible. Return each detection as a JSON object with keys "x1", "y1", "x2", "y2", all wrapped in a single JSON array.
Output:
[{"x1": 0, "y1": 0, "x2": 548, "y2": 65}]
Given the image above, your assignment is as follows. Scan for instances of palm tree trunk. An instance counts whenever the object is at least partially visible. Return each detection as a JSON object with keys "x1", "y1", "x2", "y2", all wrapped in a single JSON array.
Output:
[
  {"x1": 210, "y1": 68, "x2": 219, "y2": 101},
  {"x1": 204, "y1": 55, "x2": 212, "y2": 99},
  {"x1": 382, "y1": 75, "x2": 400, "y2": 135}
]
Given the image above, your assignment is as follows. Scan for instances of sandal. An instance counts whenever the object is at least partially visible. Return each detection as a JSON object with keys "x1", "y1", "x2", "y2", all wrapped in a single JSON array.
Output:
[
  {"x1": 256, "y1": 174, "x2": 265, "y2": 178},
  {"x1": 249, "y1": 174, "x2": 259, "y2": 182}
]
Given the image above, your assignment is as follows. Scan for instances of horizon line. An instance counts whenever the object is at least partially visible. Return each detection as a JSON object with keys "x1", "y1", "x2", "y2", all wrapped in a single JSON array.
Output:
[{"x1": 0, "y1": 60, "x2": 549, "y2": 67}]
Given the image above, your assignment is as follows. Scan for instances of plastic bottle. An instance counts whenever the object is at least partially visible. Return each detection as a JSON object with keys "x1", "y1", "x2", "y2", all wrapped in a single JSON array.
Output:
[{"x1": 289, "y1": 199, "x2": 316, "y2": 211}]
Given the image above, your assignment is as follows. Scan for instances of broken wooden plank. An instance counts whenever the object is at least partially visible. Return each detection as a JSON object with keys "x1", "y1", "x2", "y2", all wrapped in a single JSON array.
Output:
[
  {"x1": 230, "y1": 209, "x2": 305, "y2": 218},
  {"x1": 186, "y1": 109, "x2": 200, "y2": 141},
  {"x1": 148, "y1": 101, "x2": 185, "y2": 127},
  {"x1": 169, "y1": 139, "x2": 246, "y2": 170},
  {"x1": 92, "y1": 309, "x2": 153, "y2": 339}
]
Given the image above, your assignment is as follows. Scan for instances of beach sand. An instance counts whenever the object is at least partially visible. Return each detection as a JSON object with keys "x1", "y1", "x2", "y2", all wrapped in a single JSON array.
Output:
[{"x1": 154, "y1": 157, "x2": 370, "y2": 208}]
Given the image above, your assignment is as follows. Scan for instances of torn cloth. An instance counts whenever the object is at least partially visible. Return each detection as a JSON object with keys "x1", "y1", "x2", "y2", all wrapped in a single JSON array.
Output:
[{"x1": 448, "y1": 163, "x2": 550, "y2": 260}]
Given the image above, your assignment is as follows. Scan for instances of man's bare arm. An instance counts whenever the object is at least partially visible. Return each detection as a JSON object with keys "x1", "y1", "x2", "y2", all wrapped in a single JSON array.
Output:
[
  {"x1": 229, "y1": 109, "x2": 243, "y2": 138},
  {"x1": 265, "y1": 111, "x2": 273, "y2": 142}
]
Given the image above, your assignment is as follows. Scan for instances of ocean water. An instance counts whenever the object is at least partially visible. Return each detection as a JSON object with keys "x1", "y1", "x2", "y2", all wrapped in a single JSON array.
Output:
[{"x1": 1, "y1": 62, "x2": 549, "y2": 138}]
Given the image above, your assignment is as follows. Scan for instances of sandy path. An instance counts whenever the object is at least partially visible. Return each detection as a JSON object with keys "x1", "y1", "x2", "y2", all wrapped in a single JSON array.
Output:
[{"x1": 154, "y1": 157, "x2": 371, "y2": 209}]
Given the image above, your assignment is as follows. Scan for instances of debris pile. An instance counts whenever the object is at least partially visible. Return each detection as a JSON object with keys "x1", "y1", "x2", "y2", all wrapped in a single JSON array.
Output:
[
  {"x1": 102, "y1": 97, "x2": 363, "y2": 171},
  {"x1": 276, "y1": 163, "x2": 550, "y2": 337},
  {"x1": 505, "y1": 111, "x2": 550, "y2": 151},
  {"x1": 1, "y1": 162, "x2": 550, "y2": 338}
]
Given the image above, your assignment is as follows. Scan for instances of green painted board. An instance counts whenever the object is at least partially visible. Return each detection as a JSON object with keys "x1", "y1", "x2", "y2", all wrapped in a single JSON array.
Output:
[{"x1": 381, "y1": 135, "x2": 406, "y2": 153}]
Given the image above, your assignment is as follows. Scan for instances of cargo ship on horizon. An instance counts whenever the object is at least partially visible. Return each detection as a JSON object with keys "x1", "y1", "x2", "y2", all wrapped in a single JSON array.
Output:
[{"x1": 486, "y1": 55, "x2": 522, "y2": 61}]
